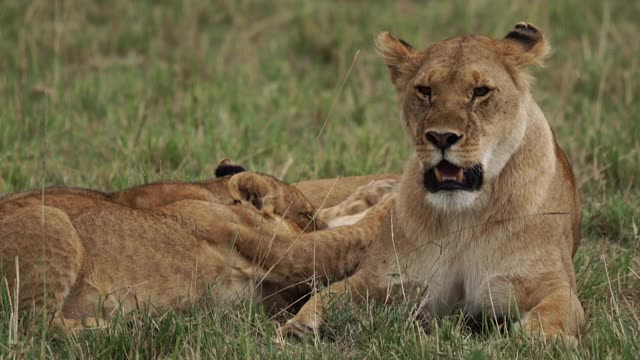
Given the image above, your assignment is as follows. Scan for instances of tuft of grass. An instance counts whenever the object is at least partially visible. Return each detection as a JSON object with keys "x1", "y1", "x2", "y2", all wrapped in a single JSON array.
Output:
[{"x1": 0, "y1": 0, "x2": 639, "y2": 358}]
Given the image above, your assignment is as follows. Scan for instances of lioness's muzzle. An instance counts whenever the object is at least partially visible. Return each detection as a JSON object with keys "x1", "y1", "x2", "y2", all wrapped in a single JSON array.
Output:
[{"x1": 424, "y1": 161, "x2": 483, "y2": 192}]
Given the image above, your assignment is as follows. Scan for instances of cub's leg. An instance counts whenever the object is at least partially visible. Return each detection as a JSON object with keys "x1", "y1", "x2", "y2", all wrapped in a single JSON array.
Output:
[
  {"x1": 233, "y1": 194, "x2": 395, "y2": 283},
  {"x1": 0, "y1": 206, "x2": 85, "y2": 327},
  {"x1": 317, "y1": 179, "x2": 397, "y2": 227}
]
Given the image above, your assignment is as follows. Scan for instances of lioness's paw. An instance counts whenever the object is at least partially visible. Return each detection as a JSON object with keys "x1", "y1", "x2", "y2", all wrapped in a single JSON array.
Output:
[{"x1": 512, "y1": 316, "x2": 578, "y2": 348}]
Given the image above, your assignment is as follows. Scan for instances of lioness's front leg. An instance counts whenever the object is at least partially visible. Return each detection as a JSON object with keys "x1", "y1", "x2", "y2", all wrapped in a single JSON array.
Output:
[
  {"x1": 515, "y1": 285, "x2": 583, "y2": 343},
  {"x1": 483, "y1": 270, "x2": 583, "y2": 343}
]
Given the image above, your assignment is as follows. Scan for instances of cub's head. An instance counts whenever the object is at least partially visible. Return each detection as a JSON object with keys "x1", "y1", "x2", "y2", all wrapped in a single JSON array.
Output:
[
  {"x1": 213, "y1": 159, "x2": 326, "y2": 231},
  {"x1": 228, "y1": 172, "x2": 328, "y2": 232},
  {"x1": 377, "y1": 23, "x2": 550, "y2": 210}
]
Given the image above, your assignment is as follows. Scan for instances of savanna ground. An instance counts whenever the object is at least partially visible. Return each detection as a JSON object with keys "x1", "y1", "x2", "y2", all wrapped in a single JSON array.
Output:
[{"x1": 0, "y1": 0, "x2": 638, "y2": 358}]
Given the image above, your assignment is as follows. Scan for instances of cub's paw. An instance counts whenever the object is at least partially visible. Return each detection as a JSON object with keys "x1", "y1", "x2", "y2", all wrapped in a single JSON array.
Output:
[
  {"x1": 273, "y1": 317, "x2": 320, "y2": 345},
  {"x1": 355, "y1": 179, "x2": 398, "y2": 205},
  {"x1": 50, "y1": 316, "x2": 107, "y2": 334},
  {"x1": 318, "y1": 179, "x2": 397, "y2": 227},
  {"x1": 339, "y1": 179, "x2": 398, "y2": 216}
]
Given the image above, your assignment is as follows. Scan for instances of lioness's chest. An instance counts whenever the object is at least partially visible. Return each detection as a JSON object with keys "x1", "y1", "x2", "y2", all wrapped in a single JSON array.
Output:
[{"x1": 403, "y1": 225, "x2": 511, "y2": 316}]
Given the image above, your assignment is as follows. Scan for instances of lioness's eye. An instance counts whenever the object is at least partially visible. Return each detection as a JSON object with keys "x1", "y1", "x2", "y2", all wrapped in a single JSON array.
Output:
[
  {"x1": 473, "y1": 86, "x2": 491, "y2": 98},
  {"x1": 415, "y1": 85, "x2": 432, "y2": 100}
]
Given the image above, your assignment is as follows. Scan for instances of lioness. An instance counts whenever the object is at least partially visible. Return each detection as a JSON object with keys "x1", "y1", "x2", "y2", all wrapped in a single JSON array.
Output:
[
  {"x1": 0, "y1": 161, "x2": 396, "y2": 329},
  {"x1": 278, "y1": 23, "x2": 584, "y2": 343}
]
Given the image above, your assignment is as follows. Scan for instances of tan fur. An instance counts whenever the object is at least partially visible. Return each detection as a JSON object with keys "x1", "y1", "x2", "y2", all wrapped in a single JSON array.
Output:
[
  {"x1": 0, "y1": 168, "x2": 396, "y2": 328},
  {"x1": 279, "y1": 23, "x2": 583, "y2": 343},
  {"x1": 294, "y1": 174, "x2": 400, "y2": 209}
]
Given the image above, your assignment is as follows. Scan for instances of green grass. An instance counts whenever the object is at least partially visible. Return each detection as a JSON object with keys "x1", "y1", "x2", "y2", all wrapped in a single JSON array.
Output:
[{"x1": 1, "y1": 0, "x2": 639, "y2": 358}]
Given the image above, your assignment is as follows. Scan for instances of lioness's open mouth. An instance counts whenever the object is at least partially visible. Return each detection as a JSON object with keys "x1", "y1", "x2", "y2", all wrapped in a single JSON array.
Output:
[{"x1": 424, "y1": 160, "x2": 483, "y2": 192}]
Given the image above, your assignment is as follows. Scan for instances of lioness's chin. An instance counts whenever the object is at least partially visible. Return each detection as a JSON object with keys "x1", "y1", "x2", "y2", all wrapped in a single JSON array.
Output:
[
  {"x1": 421, "y1": 161, "x2": 484, "y2": 211},
  {"x1": 425, "y1": 190, "x2": 481, "y2": 211}
]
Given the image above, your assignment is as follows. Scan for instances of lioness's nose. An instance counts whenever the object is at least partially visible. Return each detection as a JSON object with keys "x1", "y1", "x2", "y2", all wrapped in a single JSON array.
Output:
[{"x1": 425, "y1": 131, "x2": 462, "y2": 150}]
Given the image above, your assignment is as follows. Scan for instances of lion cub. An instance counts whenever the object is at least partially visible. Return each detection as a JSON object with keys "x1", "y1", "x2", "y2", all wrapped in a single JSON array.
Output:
[{"x1": 0, "y1": 161, "x2": 396, "y2": 330}]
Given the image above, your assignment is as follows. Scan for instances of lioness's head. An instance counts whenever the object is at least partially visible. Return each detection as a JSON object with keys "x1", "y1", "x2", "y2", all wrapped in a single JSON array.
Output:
[{"x1": 377, "y1": 23, "x2": 550, "y2": 210}]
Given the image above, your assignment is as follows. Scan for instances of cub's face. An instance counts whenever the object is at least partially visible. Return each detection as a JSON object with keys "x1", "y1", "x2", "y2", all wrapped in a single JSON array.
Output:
[
  {"x1": 377, "y1": 23, "x2": 550, "y2": 210},
  {"x1": 227, "y1": 172, "x2": 328, "y2": 232},
  {"x1": 274, "y1": 179, "x2": 330, "y2": 232}
]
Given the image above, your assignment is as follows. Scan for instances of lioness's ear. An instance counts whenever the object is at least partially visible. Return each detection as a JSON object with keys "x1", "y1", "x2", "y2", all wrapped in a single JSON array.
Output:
[
  {"x1": 215, "y1": 158, "x2": 246, "y2": 178},
  {"x1": 499, "y1": 22, "x2": 550, "y2": 68},
  {"x1": 376, "y1": 32, "x2": 423, "y2": 89}
]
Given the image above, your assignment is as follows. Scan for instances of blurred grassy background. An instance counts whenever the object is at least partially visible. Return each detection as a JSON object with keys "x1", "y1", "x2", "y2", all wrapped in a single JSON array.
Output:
[{"x1": 0, "y1": 0, "x2": 638, "y2": 358}]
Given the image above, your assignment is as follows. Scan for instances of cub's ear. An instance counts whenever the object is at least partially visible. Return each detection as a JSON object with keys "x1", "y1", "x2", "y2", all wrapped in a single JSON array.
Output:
[
  {"x1": 376, "y1": 32, "x2": 423, "y2": 89},
  {"x1": 227, "y1": 172, "x2": 280, "y2": 214},
  {"x1": 227, "y1": 173, "x2": 267, "y2": 210},
  {"x1": 499, "y1": 22, "x2": 550, "y2": 68},
  {"x1": 214, "y1": 158, "x2": 246, "y2": 178}
]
